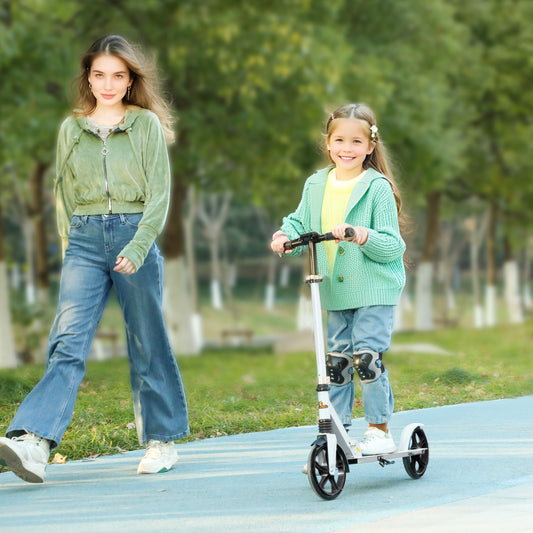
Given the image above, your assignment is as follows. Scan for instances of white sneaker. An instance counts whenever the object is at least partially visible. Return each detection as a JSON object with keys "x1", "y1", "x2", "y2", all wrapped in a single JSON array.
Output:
[
  {"x1": 137, "y1": 440, "x2": 178, "y2": 474},
  {"x1": 0, "y1": 432, "x2": 50, "y2": 483},
  {"x1": 358, "y1": 427, "x2": 397, "y2": 455}
]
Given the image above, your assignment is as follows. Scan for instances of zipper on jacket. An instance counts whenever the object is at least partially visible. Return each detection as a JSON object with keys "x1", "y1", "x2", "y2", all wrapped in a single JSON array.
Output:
[{"x1": 101, "y1": 138, "x2": 112, "y2": 214}]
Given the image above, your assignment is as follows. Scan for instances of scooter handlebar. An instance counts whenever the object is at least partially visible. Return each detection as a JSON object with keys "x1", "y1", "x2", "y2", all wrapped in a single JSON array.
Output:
[{"x1": 283, "y1": 227, "x2": 355, "y2": 251}]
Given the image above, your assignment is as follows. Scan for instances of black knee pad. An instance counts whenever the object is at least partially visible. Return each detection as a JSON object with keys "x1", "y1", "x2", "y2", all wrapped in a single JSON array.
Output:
[
  {"x1": 326, "y1": 352, "x2": 354, "y2": 386},
  {"x1": 353, "y1": 350, "x2": 384, "y2": 383}
]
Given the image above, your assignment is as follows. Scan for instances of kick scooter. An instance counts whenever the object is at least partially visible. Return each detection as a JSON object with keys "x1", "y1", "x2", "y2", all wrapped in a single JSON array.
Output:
[{"x1": 284, "y1": 230, "x2": 429, "y2": 500}]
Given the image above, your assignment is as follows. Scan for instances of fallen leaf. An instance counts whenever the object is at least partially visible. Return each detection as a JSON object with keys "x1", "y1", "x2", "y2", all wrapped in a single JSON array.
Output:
[{"x1": 52, "y1": 453, "x2": 67, "y2": 464}]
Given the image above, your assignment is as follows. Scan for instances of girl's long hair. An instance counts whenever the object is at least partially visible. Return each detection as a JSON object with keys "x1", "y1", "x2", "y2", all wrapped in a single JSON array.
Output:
[
  {"x1": 73, "y1": 35, "x2": 175, "y2": 144},
  {"x1": 325, "y1": 103, "x2": 406, "y2": 231}
]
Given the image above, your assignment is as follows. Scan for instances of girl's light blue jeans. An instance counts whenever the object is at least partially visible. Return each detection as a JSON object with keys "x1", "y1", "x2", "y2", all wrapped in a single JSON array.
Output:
[
  {"x1": 327, "y1": 306, "x2": 395, "y2": 427},
  {"x1": 7, "y1": 214, "x2": 189, "y2": 448}
]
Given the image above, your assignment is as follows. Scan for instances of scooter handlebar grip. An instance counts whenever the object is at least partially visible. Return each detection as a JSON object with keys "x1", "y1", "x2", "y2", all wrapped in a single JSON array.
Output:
[{"x1": 323, "y1": 228, "x2": 355, "y2": 241}]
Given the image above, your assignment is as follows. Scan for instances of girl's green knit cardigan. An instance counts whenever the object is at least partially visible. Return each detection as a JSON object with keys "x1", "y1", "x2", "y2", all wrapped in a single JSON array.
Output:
[{"x1": 280, "y1": 167, "x2": 405, "y2": 311}]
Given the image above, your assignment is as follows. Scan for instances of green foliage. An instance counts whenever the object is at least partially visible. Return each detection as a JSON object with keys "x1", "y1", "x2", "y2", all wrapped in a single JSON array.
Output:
[{"x1": 2, "y1": 0, "x2": 533, "y2": 258}]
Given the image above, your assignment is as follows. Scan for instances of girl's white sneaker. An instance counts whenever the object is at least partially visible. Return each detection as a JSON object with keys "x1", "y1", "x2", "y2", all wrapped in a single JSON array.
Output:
[{"x1": 358, "y1": 427, "x2": 397, "y2": 455}]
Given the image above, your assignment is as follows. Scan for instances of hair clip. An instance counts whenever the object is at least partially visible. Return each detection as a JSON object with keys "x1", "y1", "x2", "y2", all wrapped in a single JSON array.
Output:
[{"x1": 370, "y1": 124, "x2": 378, "y2": 141}]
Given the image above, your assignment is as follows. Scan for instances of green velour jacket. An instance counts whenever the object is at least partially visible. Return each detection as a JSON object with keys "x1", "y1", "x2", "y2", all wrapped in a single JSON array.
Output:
[
  {"x1": 280, "y1": 166, "x2": 406, "y2": 311},
  {"x1": 54, "y1": 107, "x2": 171, "y2": 271}
]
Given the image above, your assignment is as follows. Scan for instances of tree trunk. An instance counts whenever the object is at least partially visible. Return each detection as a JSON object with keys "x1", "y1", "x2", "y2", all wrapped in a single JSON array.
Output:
[
  {"x1": 197, "y1": 192, "x2": 232, "y2": 310},
  {"x1": 523, "y1": 235, "x2": 532, "y2": 310},
  {"x1": 485, "y1": 202, "x2": 498, "y2": 326},
  {"x1": 415, "y1": 191, "x2": 440, "y2": 330},
  {"x1": 265, "y1": 254, "x2": 276, "y2": 311},
  {"x1": 436, "y1": 223, "x2": 462, "y2": 326},
  {"x1": 182, "y1": 185, "x2": 202, "y2": 353},
  {"x1": 297, "y1": 251, "x2": 313, "y2": 331},
  {"x1": 503, "y1": 236, "x2": 523, "y2": 324},
  {"x1": 279, "y1": 263, "x2": 290, "y2": 287},
  {"x1": 209, "y1": 240, "x2": 223, "y2": 310},
  {"x1": 466, "y1": 213, "x2": 487, "y2": 328},
  {"x1": 0, "y1": 201, "x2": 18, "y2": 368},
  {"x1": 22, "y1": 217, "x2": 36, "y2": 305},
  {"x1": 30, "y1": 162, "x2": 49, "y2": 303},
  {"x1": 162, "y1": 170, "x2": 198, "y2": 355}
]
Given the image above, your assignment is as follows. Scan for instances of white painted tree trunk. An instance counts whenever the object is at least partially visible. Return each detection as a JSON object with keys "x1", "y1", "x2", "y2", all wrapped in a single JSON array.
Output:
[
  {"x1": 210, "y1": 279, "x2": 223, "y2": 310},
  {"x1": 485, "y1": 285, "x2": 497, "y2": 327},
  {"x1": 197, "y1": 192, "x2": 232, "y2": 311},
  {"x1": 297, "y1": 293, "x2": 313, "y2": 331},
  {"x1": 279, "y1": 264, "x2": 290, "y2": 287},
  {"x1": 226, "y1": 262, "x2": 237, "y2": 288},
  {"x1": 164, "y1": 256, "x2": 201, "y2": 356},
  {"x1": 10, "y1": 263, "x2": 21, "y2": 290},
  {"x1": 22, "y1": 218, "x2": 36, "y2": 305},
  {"x1": 437, "y1": 223, "x2": 459, "y2": 321},
  {"x1": 524, "y1": 285, "x2": 532, "y2": 310},
  {"x1": 465, "y1": 212, "x2": 487, "y2": 328},
  {"x1": 446, "y1": 287, "x2": 456, "y2": 313},
  {"x1": 474, "y1": 305, "x2": 484, "y2": 328},
  {"x1": 393, "y1": 291, "x2": 406, "y2": 332},
  {"x1": 0, "y1": 262, "x2": 17, "y2": 368},
  {"x1": 183, "y1": 185, "x2": 202, "y2": 353},
  {"x1": 522, "y1": 236, "x2": 532, "y2": 310},
  {"x1": 265, "y1": 254, "x2": 276, "y2": 311},
  {"x1": 415, "y1": 261, "x2": 433, "y2": 330},
  {"x1": 265, "y1": 284, "x2": 275, "y2": 311},
  {"x1": 504, "y1": 260, "x2": 524, "y2": 324}
]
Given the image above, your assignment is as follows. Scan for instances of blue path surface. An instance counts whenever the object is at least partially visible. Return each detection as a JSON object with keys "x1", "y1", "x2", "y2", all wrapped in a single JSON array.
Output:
[{"x1": 1, "y1": 397, "x2": 532, "y2": 532}]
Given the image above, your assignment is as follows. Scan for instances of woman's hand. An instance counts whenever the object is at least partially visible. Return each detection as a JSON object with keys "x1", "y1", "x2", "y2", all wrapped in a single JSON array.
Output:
[
  {"x1": 114, "y1": 256, "x2": 137, "y2": 275},
  {"x1": 331, "y1": 223, "x2": 368, "y2": 245}
]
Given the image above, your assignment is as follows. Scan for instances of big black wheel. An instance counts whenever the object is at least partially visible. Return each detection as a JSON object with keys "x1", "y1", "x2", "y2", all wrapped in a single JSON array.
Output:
[
  {"x1": 307, "y1": 442, "x2": 348, "y2": 500},
  {"x1": 403, "y1": 426, "x2": 429, "y2": 479}
]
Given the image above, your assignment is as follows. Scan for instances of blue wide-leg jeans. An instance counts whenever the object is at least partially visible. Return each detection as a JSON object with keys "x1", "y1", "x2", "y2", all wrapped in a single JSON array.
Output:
[
  {"x1": 7, "y1": 214, "x2": 189, "y2": 448},
  {"x1": 327, "y1": 306, "x2": 395, "y2": 428}
]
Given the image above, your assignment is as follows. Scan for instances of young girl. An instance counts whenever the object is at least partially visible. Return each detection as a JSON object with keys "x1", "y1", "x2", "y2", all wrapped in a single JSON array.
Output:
[
  {"x1": 0, "y1": 35, "x2": 189, "y2": 483},
  {"x1": 271, "y1": 103, "x2": 405, "y2": 455}
]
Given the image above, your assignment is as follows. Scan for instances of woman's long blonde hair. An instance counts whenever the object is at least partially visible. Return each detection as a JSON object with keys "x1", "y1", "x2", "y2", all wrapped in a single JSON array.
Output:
[
  {"x1": 74, "y1": 35, "x2": 175, "y2": 144},
  {"x1": 325, "y1": 103, "x2": 404, "y2": 224}
]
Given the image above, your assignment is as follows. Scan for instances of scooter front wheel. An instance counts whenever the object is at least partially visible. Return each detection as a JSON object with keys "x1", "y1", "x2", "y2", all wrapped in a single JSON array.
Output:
[
  {"x1": 402, "y1": 426, "x2": 429, "y2": 479},
  {"x1": 307, "y1": 442, "x2": 348, "y2": 500}
]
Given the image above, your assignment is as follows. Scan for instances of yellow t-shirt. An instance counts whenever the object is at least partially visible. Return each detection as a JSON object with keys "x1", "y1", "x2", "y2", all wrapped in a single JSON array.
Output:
[{"x1": 321, "y1": 168, "x2": 365, "y2": 273}]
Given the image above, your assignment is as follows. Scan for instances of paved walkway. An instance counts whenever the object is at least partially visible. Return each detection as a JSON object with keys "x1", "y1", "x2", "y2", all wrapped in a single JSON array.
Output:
[{"x1": 1, "y1": 396, "x2": 532, "y2": 532}]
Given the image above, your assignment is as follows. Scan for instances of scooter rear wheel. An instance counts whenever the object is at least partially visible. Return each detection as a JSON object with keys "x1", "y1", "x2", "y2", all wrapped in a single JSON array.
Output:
[
  {"x1": 307, "y1": 442, "x2": 348, "y2": 500},
  {"x1": 402, "y1": 426, "x2": 429, "y2": 479}
]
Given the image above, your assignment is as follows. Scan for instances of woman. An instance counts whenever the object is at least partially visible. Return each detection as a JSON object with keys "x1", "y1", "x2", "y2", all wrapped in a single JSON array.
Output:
[{"x1": 0, "y1": 35, "x2": 189, "y2": 483}]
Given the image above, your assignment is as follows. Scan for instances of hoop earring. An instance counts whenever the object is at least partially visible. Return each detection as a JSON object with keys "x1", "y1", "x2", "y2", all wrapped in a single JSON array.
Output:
[{"x1": 88, "y1": 83, "x2": 92, "y2": 89}]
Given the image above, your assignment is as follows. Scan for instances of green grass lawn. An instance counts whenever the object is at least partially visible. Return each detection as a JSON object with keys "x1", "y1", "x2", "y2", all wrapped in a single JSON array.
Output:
[{"x1": 1, "y1": 319, "x2": 532, "y2": 463}]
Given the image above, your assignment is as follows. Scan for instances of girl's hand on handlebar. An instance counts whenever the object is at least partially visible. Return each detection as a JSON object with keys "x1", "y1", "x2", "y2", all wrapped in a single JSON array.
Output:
[
  {"x1": 271, "y1": 235, "x2": 290, "y2": 254},
  {"x1": 332, "y1": 223, "x2": 368, "y2": 245}
]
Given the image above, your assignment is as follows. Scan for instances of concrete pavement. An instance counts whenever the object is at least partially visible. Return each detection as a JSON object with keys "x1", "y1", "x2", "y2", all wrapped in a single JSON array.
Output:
[{"x1": 1, "y1": 396, "x2": 532, "y2": 532}]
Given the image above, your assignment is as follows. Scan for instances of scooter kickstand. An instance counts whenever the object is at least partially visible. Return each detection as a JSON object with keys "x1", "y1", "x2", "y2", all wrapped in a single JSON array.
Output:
[{"x1": 378, "y1": 457, "x2": 395, "y2": 468}]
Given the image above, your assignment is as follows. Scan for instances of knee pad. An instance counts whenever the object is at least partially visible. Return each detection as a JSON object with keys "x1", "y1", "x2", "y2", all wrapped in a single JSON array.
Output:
[
  {"x1": 354, "y1": 350, "x2": 384, "y2": 383},
  {"x1": 326, "y1": 352, "x2": 354, "y2": 386}
]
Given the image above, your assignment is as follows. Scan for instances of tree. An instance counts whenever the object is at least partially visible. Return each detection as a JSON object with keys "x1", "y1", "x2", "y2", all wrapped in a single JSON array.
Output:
[
  {"x1": 0, "y1": 0, "x2": 76, "y2": 364},
  {"x1": 452, "y1": 0, "x2": 533, "y2": 325}
]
